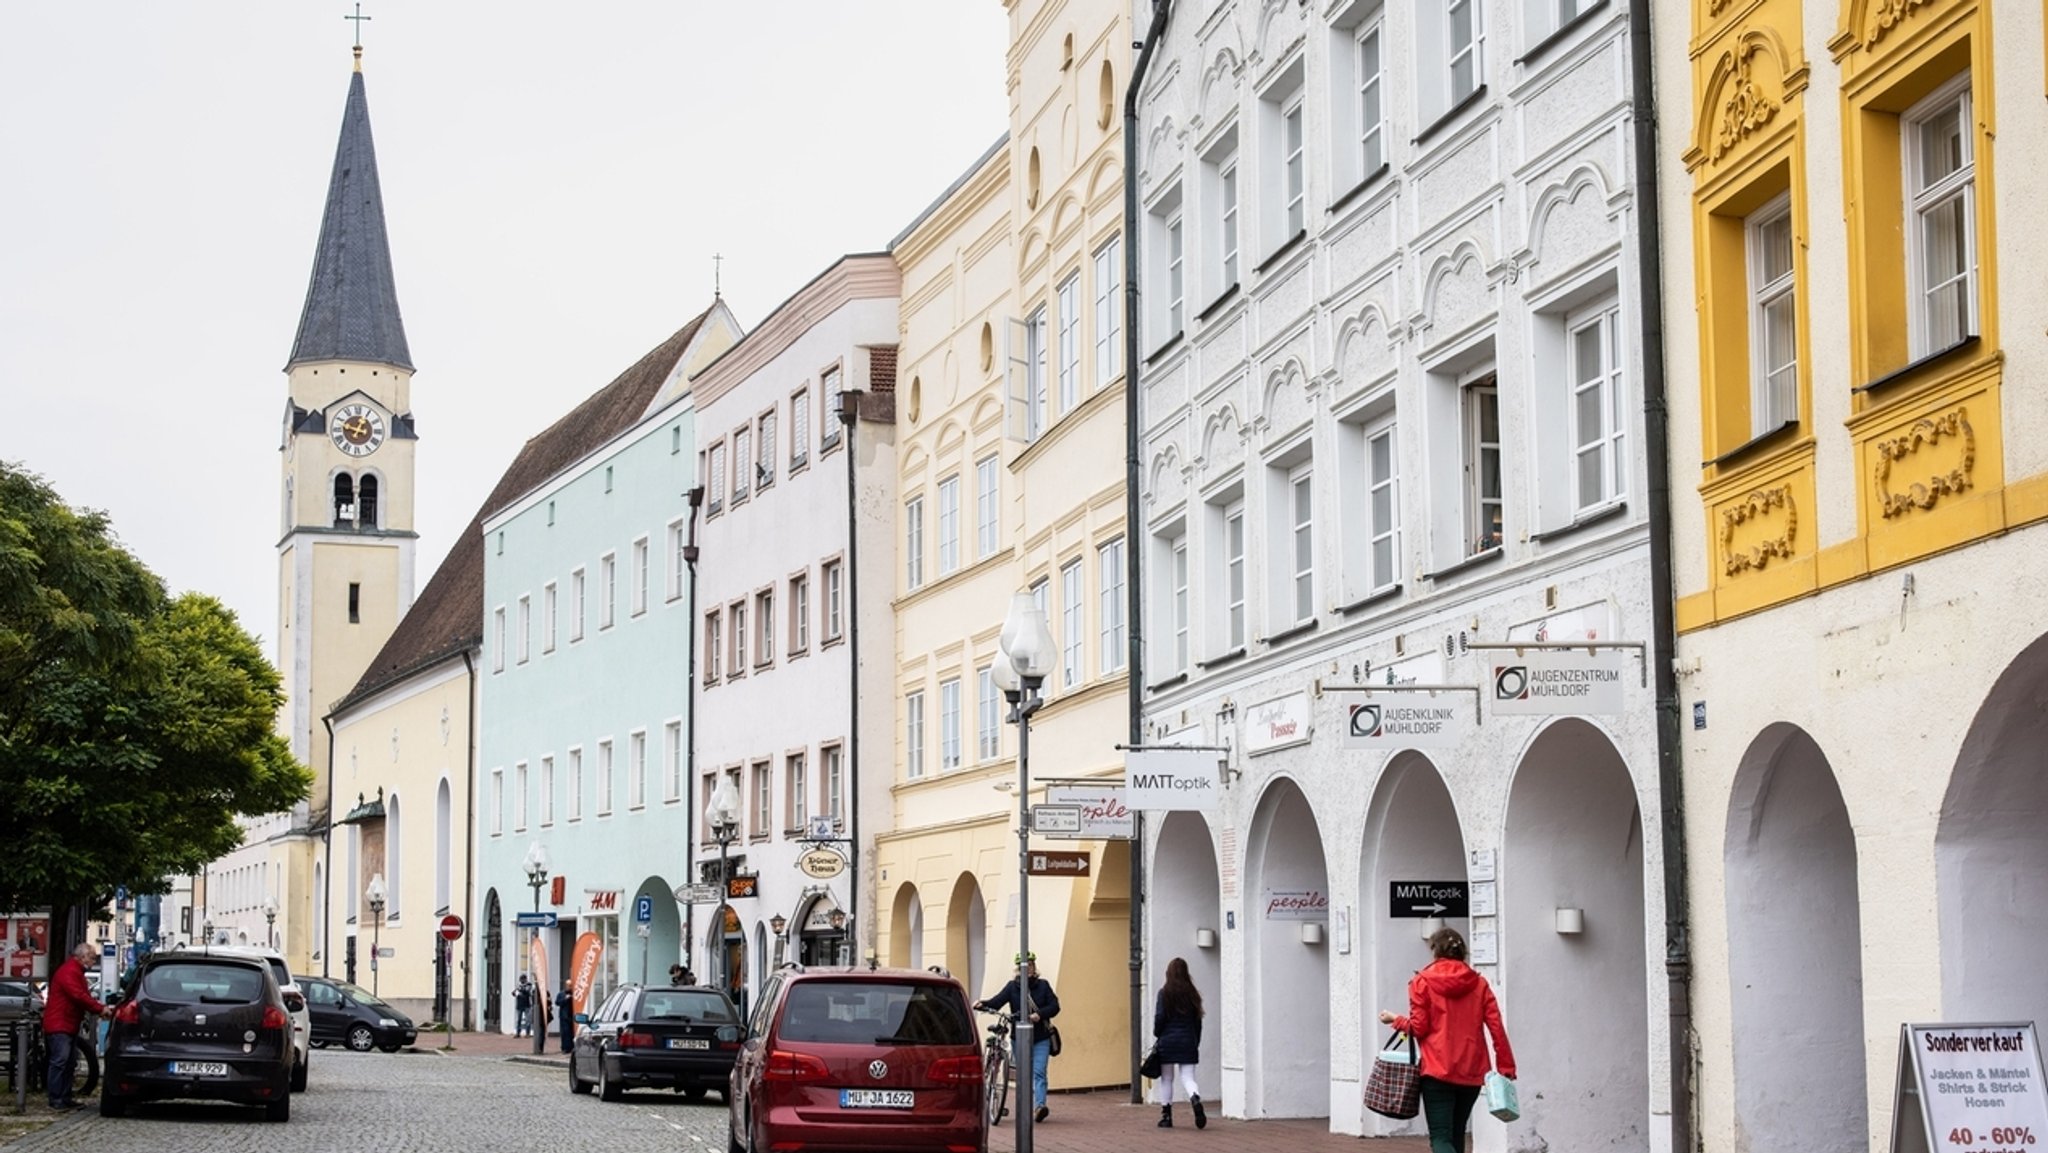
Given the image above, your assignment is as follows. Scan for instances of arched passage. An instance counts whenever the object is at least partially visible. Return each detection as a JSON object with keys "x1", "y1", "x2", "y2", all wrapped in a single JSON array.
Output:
[
  {"x1": 946, "y1": 873, "x2": 987, "y2": 1000},
  {"x1": 1940, "y1": 632, "x2": 2048, "y2": 1023},
  {"x1": 889, "y1": 882, "x2": 924, "y2": 969},
  {"x1": 482, "y1": 888, "x2": 502, "y2": 1032},
  {"x1": 1358, "y1": 753, "x2": 1464, "y2": 1136},
  {"x1": 1725, "y1": 723, "x2": 1865, "y2": 1150},
  {"x1": 1503, "y1": 718, "x2": 1648, "y2": 1152},
  {"x1": 1243, "y1": 776, "x2": 1330, "y2": 1118},
  {"x1": 1152, "y1": 811, "x2": 1222, "y2": 1093},
  {"x1": 629, "y1": 875, "x2": 682, "y2": 985}
]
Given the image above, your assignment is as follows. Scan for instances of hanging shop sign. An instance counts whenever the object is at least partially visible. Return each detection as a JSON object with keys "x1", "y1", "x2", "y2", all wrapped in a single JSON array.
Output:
[
  {"x1": 797, "y1": 848, "x2": 847, "y2": 879},
  {"x1": 1262, "y1": 888, "x2": 1330, "y2": 921},
  {"x1": 1487, "y1": 649, "x2": 1629, "y2": 716},
  {"x1": 1124, "y1": 747, "x2": 1223, "y2": 811},
  {"x1": 1043, "y1": 784, "x2": 1134, "y2": 839},
  {"x1": 1243, "y1": 692, "x2": 1312, "y2": 755},
  {"x1": 1341, "y1": 693, "x2": 1471, "y2": 749},
  {"x1": 1891, "y1": 1022, "x2": 2048, "y2": 1153}
]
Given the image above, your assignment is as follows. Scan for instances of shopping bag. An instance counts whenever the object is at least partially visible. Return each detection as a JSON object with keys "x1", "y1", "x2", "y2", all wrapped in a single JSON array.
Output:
[
  {"x1": 1485, "y1": 1071, "x2": 1520, "y2": 1122},
  {"x1": 1363, "y1": 1031, "x2": 1421, "y2": 1119}
]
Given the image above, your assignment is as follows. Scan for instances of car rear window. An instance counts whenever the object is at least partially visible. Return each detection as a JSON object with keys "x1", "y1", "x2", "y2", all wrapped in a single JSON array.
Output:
[
  {"x1": 778, "y1": 981, "x2": 972, "y2": 1045},
  {"x1": 639, "y1": 991, "x2": 737, "y2": 1022},
  {"x1": 265, "y1": 959, "x2": 292, "y2": 988},
  {"x1": 141, "y1": 963, "x2": 266, "y2": 1004}
]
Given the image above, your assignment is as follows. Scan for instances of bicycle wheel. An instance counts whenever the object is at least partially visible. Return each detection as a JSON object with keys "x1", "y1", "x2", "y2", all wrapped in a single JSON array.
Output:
[
  {"x1": 75, "y1": 1042, "x2": 98, "y2": 1098},
  {"x1": 984, "y1": 1044, "x2": 1011, "y2": 1128}
]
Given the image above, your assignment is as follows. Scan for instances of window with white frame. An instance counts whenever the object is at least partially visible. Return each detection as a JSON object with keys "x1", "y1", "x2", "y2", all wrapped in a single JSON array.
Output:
[
  {"x1": 824, "y1": 744, "x2": 844, "y2": 822},
  {"x1": 516, "y1": 595, "x2": 531, "y2": 664},
  {"x1": 824, "y1": 560, "x2": 844, "y2": 640},
  {"x1": 1099, "y1": 536, "x2": 1127, "y2": 673},
  {"x1": 1905, "y1": 76, "x2": 1976, "y2": 357},
  {"x1": 1204, "y1": 489, "x2": 1248, "y2": 654},
  {"x1": 600, "y1": 552, "x2": 616, "y2": 629},
  {"x1": 1356, "y1": 17, "x2": 1386, "y2": 177},
  {"x1": 790, "y1": 573, "x2": 810, "y2": 654},
  {"x1": 707, "y1": 442, "x2": 726, "y2": 515},
  {"x1": 1283, "y1": 463, "x2": 1315, "y2": 625},
  {"x1": 492, "y1": 607, "x2": 505, "y2": 672},
  {"x1": 1025, "y1": 305, "x2": 1049, "y2": 439},
  {"x1": 1569, "y1": 302, "x2": 1626, "y2": 513},
  {"x1": 514, "y1": 761, "x2": 527, "y2": 831},
  {"x1": 570, "y1": 568, "x2": 586, "y2": 642},
  {"x1": 752, "y1": 761, "x2": 771, "y2": 835},
  {"x1": 1281, "y1": 97, "x2": 1305, "y2": 237},
  {"x1": 940, "y1": 677, "x2": 961, "y2": 771},
  {"x1": 567, "y1": 747, "x2": 583, "y2": 821},
  {"x1": 977, "y1": 665, "x2": 1000, "y2": 760},
  {"x1": 1093, "y1": 236, "x2": 1122, "y2": 382},
  {"x1": 905, "y1": 495, "x2": 925, "y2": 590},
  {"x1": 1202, "y1": 128, "x2": 1241, "y2": 299},
  {"x1": 596, "y1": 739, "x2": 614, "y2": 815},
  {"x1": 1448, "y1": 0, "x2": 1483, "y2": 107},
  {"x1": 1747, "y1": 195, "x2": 1797, "y2": 434},
  {"x1": 976, "y1": 455, "x2": 1000, "y2": 559},
  {"x1": 1061, "y1": 559, "x2": 1085, "y2": 689},
  {"x1": 724, "y1": 767, "x2": 743, "y2": 835},
  {"x1": 629, "y1": 730, "x2": 646, "y2": 809},
  {"x1": 1259, "y1": 63, "x2": 1308, "y2": 251},
  {"x1": 667, "y1": 519, "x2": 687, "y2": 601},
  {"x1": 1058, "y1": 272, "x2": 1081, "y2": 414},
  {"x1": 1464, "y1": 375, "x2": 1503, "y2": 555},
  {"x1": 1146, "y1": 186, "x2": 1185, "y2": 346},
  {"x1": 1151, "y1": 523, "x2": 1189, "y2": 676},
  {"x1": 936, "y1": 476, "x2": 961, "y2": 575},
  {"x1": 1417, "y1": 0, "x2": 1484, "y2": 125},
  {"x1": 732, "y1": 427, "x2": 751, "y2": 505},
  {"x1": 704, "y1": 608, "x2": 722, "y2": 681},
  {"x1": 821, "y1": 366, "x2": 843, "y2": 449},
  {"x1": 664, "y1": 721, "x2": 682, "y2": 802},
  {"x1": 786, "y1": 751, "x2": 808, "y2": 829},
  {"x1": 731, "y1": 600, "x2": 747, "y2": 672},
  {"x1": 757, "y1": 408, "x2": 778, "y2": 489},
  {"x1": 490, "y1": 768, "x2": 503, "y2": 834},
  {"x1": 543, "y1": 582, "x2": 558, "y2": 652},
  {"x1": 540, "y1": 754, "x2": 555, "y2": 826},
  {"x1": 791, "y1": 386, "x2": 811, "y2": 469},
  {"x1": 755, "y1": 588, "x2": 774, "y2": 665},
  {"x1": 906, "y1": 689, "x2": 926, "y2": 780},
  {"x1": 631, "y1": 537, "x2": 649, "y2": 616},
  {"x1": 1363, "y1": 417, "x2": 1401, "y2": 593}
]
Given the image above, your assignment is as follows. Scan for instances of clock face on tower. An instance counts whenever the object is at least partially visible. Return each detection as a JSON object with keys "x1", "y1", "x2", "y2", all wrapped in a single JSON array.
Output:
[{"x1": 328, "y1": 403, "x2": 387, "y2": 457}]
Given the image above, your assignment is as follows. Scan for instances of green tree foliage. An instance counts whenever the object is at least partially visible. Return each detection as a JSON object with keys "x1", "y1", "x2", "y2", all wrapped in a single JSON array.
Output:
[{"x1": 0, "y1": 464, "x2": 312, "y2": 915}]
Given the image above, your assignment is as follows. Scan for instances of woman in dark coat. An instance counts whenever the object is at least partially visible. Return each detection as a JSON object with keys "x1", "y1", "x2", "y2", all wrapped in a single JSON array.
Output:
[{"x1": 1152, "y1": 956, "x2": 1206, "y2": 1128}]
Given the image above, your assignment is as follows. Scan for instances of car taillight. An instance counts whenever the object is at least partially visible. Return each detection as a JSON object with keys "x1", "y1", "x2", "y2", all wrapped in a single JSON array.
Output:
[
  {"x1": 618, "y1": 1029, "x2": 655, "y2": 1048},
  {"x1": 114, "y1": 1001, "x2": 140, "y2": 1025},
  {"x1": 763, "y1": 1049, "x2": 830, "y2": 1081},
  {"x1": 927, "y1": 1055, "x2": 982, "y2": 1083},
  {"x1": 261, "y1": 1005, "x2": 289, "y2": 1031},
  {"x1": 282, "y1": 992, "x2": 305, "y2": 1013}
]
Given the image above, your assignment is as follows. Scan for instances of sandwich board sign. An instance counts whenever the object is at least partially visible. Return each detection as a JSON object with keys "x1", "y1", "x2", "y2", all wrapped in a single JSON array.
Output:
[{"x1": 1890, "y1": 1022, "x2": 2048, "y2": 1153}]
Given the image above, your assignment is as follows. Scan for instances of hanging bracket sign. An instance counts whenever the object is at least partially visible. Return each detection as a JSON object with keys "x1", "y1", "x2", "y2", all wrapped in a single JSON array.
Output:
[
  {"x1": 1042, "y1": 783, "x2": 1134, "y2": 839},
  {"x1": 1483, "y1": 649, "x2": 1631, "y2": 715},
  {"x1": 1891, "y1": 1022, "x2": 2048, "y2": 1153},
  {"x1": 1123, "y1": 747, "x2": 1224, "y2": 811}
]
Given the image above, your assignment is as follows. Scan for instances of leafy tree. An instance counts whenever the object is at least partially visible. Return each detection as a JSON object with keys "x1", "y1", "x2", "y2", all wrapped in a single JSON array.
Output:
[{"x1": 0, "y1": 464, "x2": 311, "y2": 918}]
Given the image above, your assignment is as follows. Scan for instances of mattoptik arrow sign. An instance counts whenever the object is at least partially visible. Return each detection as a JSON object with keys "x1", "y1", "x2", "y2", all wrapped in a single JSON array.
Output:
[{"x1": 1389, "y1": 881, "x2": 1470, "y2": 918}]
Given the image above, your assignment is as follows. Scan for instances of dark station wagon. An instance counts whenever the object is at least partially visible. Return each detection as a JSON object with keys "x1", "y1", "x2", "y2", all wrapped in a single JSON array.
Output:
[{"x1": 569, "y1": 984, "x2": 743, "y2": 1102}]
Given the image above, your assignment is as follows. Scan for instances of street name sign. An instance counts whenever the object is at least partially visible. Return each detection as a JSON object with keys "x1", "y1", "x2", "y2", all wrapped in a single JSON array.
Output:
[
  {"x1": 1031, "y1": 804, "x2": 1081, "y2": 834},
  {"x1": 1389, "y1": 881, "x2": 1470, "y2": 918},
  {"x1": 438, "y1": 914, "x2": 465, "y2": 941},
  {"x1": 1025, "y1": 851, "x2": 1091, "y2": 877},
  {"x1": 1891, "y1": 1022, "x2": 2048, "y2": 1153},
  {"x1": 514, "y1": 912, "x2": 558, "y2": 929},
  {"x1": 673, "y1": 883, "x2": 722, "y2": 905}
]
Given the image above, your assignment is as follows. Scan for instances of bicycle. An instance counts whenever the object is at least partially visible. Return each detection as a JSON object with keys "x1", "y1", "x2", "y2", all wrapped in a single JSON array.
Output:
[
  {"x1": 977, "y1": 1009, "x2": 1014, "y2": 1131},
  {"x1": 17, "y1": 1020, "x2": 99, "y2": 1100}
]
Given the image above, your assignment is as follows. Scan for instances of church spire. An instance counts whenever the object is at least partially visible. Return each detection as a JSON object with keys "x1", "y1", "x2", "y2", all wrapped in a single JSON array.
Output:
[{"x1": 286, "y1": 53, "x2": 413, "y2": 372}]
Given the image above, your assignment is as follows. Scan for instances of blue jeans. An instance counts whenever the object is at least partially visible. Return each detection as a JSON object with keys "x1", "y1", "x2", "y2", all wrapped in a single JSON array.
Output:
[
  {"x1": 1028, "y1": 1035, "x2": 1050, "y2": 1108},
  {"x1": 46, "y1": 1030, "x2": 76, "y2": 1106}
]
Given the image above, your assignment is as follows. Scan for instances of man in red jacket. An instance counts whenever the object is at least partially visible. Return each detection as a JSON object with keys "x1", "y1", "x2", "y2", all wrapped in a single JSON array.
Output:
[
  {"x1": 1379, "y1": 928, "x2": 1515, "y2": 1153},
  {"x1": 43, "y1": 942, "x2": 110, "y2": 1110}
]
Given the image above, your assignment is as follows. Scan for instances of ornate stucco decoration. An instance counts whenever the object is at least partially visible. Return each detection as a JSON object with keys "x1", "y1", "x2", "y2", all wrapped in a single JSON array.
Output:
[
  {"x1": 1720, "y1": 485, "x2": 1798, "y2": 575},
  {"x1": 1875, "y1": 407, "x2": 1975, "y2": 518},
  {"x1": 1688, "y1": 27, "x2": 1807, "y2": 171},
  {"x1": 1865, "y1": 0, "x2": 1938, "y2": 47},
  {"x1": 1714, "y1": 45, "x2": 1778, "y2": 161}
]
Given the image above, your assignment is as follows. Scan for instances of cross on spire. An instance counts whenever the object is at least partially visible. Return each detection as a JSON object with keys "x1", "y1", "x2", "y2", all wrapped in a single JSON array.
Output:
[
  {"x1": 345, "y1": 3, "x2": 372, "y2": 49},
  {"x1": 713, "y1": 253, "x2": 723, "y2": 299}
]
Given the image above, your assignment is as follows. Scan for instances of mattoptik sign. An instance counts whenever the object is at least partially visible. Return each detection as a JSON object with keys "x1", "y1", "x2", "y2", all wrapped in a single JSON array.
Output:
[{"x1": 1389, "y1": 881, "x2": 1470, "y2": 918}]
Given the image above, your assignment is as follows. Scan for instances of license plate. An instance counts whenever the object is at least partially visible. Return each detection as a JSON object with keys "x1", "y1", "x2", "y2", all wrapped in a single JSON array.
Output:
[
  {"x1": 169, "y1": 1061, "x2": 229, "y2": 1077},
  {"x1": 667, "y1": 1038, "x2": 709, "y2": 1050},
  {"x1": 840, "y1": 1089, "x2": 914, "y2": 1109}
]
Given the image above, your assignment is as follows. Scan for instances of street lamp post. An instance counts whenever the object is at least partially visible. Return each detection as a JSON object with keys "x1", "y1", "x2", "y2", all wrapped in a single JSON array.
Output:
[
  {"x1": 364, "y1": 874, "x2": 386, "y2": 998},
  {"x1": 524, "y1": 842, "x2": 550, "y2": 1055},
  {"x1": 993, "y1": 591, "x2": 1056, "y2": 1153},
  {"x1": 263, "y1": 896, "x2": 278, "y2": 951},
  {"x1": 202, "y1": 920, "x2": 214, "y2": 948},
  {"x1": 708, "y1": 774, "x2": 742, "y2": 1002}
]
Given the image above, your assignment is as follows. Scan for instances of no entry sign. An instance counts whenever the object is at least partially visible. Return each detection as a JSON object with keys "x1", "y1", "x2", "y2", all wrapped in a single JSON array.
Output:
[{"x1": 438, "y1": 914, "x2": 465, "y2": 941}]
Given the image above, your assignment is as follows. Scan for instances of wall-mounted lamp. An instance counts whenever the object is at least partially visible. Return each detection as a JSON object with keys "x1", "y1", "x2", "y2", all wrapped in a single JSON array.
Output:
[
  {"x1": 1300, "y1": 922, "x2": 1325, "y2": 945},
  {"x1": 1195, "y1": 927, "x2": 1217, "y2": 949},
  {"x1": 1419, "y1": 916, "x2": 1444, "y2": 941},
  {"x1": 769, "y1": 913, "x2": 788, "y2": 936},
  {"x1": 1555, "y1": 907, "x2": 1585, "y2": 935}
]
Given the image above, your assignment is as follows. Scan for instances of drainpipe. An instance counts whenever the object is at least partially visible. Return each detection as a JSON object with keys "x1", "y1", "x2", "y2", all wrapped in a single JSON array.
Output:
[
  {"x1": 321, "y1": 714, "x2": 337, "y2": 979},
  {"x1": 1626, "y1": 0, "x2": 1693, "y2": 1147},
  {"x1": 838, "y1": 389, "x2": 863, "y2": 964},
  {"x1": 682, "y1": 486, "x2": 705, "y2": 973},
  {"x1": 1123, "y1": 0, "x2": 1173, "y2": 1103},
  {"x1": 460, "y1": 649, "x2": 478, "y2": 1030}
]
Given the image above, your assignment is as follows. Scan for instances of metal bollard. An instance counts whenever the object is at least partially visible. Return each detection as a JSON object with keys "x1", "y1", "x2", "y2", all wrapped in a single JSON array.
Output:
[{"x1": 12, "y1": 1020, "x2": 26, "y2": 1113}]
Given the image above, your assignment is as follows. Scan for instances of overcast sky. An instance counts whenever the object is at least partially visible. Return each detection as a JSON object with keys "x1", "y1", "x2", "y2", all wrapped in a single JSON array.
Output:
[{"x1": 1, "y1": 3, "x2": 1008, "y2": 641}]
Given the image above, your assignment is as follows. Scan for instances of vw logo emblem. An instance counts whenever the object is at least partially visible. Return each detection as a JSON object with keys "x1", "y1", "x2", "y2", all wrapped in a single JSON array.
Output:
[{"x1": 868, "y1": 1059, "x2": 889, "y2": 1080}]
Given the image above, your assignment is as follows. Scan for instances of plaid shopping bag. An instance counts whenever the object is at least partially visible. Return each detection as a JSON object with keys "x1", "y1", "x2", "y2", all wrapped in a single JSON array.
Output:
[{"x1": 1363, "y1": 1031, "x2": 1421, "y2": 1119}]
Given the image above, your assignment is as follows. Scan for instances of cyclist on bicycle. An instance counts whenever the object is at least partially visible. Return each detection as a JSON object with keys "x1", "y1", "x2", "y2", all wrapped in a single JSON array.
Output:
[
  {"x1": 43, "y1": 942, "x2": 111, "y2": 1110},
  {"x1": 974, "y1": 952, "x2": 1060, "y2": 1123}
]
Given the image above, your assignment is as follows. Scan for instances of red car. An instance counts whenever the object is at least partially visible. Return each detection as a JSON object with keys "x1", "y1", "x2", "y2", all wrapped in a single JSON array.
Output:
[{"x1": 728, "y1": 966, "x2": 985, "y2": 1153}]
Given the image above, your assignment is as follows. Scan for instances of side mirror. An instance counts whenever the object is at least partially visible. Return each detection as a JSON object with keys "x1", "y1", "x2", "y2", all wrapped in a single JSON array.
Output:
[{"x1": 574, "y1": 1012, "x2": 590, "y2": 1024}]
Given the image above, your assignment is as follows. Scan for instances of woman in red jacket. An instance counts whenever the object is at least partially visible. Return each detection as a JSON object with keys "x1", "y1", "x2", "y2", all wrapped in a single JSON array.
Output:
[{"x1": 1378, "y1": 928, "x2": 1515, "y2": 1153}]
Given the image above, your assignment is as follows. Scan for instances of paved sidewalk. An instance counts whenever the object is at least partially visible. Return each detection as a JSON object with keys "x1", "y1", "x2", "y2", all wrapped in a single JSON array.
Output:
[{"x1": 437, "y1": 1029, "x2": 1429, "y2": 1151}]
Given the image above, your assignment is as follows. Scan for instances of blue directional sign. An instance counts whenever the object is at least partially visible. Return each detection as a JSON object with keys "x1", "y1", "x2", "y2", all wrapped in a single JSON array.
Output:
[
  {"x1": 635, "y1": 895, "x2": 653, "y2": 924},
  {"x1": 514, "y1": 912, "x2": 559, "y2": 929}
]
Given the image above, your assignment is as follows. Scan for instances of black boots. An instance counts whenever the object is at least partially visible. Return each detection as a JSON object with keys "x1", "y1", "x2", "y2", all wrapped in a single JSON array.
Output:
[
  {"x1": 1191, "y1": 1095, "x2": 1208, "y2": 1129},
  {"x1": 1158, "y1": 1104, "x2": 1173, "y2": 1127}
]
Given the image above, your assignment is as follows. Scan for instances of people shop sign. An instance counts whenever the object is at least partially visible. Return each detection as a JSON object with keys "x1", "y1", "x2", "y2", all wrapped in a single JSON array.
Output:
[
  {"x1": 1892, "y1": 1022, "x2": 2048, "y2": 1153},
  {"x1": 1043, "y1": 783, "x2": 1135, "y2": 839},
  {"x1": 1263, "y1": 888, "x2": 1330, "y2": 921},
  {"x1": 1488, "y1": 650, "x2": 1628, "y2": 716}
]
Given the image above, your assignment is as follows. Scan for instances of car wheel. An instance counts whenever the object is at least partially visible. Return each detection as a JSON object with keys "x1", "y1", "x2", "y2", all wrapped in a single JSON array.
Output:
[
  {"x1": 681, "y1": 1085, "x2": 707, "y2": 1102},
  {"x1": 265, "y1": 1094, "x2": 291, "y2": 1123},
  {"x1": 345, "y1": 1024, "x2": 375, "y2": 1052},
  {"x1": 290, "y1": 1053, "x2": 309, "y2": 1092},
  {"x1": 569, "y1": 1050, "x2": 592, "y2": 1095},
  {"x1": 98, "y1": 1092, "x2": 127, "y2": 1119},
  {"x1": 310, "y1": 1039, "x2": 329, "y2": 1050},
  {"x1": 727, "y1": 1108, "x2": 746, "y2": 1153},
  {"x1": 597, "y1": 1054, "x2": 622, "y2": 1102}
]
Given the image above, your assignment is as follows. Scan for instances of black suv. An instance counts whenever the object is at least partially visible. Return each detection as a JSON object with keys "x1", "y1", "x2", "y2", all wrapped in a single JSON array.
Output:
[
  {"x1": 101, "y1": 951, "x2": 293, "y2": 1121},
  {"x1": 569, "y1": 984, "x2": 742, "y2": 1102}
]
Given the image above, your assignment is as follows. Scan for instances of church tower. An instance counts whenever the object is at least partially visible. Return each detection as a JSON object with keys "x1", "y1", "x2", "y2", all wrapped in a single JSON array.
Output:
[{"x1": 276, "y1": 44, "x2": 418, "y2": 826}]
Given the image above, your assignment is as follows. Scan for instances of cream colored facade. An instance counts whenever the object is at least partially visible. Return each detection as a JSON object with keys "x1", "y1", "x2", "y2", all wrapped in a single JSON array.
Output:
[{"x1": 874, "y1": 0, "x2": 1135, "y2": 1093}]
